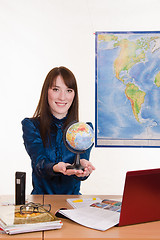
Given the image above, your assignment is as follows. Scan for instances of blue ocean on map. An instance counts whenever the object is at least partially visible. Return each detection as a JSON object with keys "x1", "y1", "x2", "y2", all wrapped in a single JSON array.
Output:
[{"x1": 96, "y1": 33, "x2": 160, "y2": 142}]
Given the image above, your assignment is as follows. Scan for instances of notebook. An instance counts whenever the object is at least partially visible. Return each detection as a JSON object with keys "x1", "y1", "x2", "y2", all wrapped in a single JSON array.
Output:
[{"x1": 119, "y1": 168, "x2": 160, "y2": 226}]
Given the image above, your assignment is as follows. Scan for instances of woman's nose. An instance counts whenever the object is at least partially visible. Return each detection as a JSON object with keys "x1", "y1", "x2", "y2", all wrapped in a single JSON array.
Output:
[{"x1": 59, "y1": 91, "x2": 66, "y2": 100}]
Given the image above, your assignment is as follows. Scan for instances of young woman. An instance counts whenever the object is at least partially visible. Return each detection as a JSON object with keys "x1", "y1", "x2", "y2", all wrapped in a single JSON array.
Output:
[{"x1": 22, "y1": 66, "x2": 95, "y2": 194}]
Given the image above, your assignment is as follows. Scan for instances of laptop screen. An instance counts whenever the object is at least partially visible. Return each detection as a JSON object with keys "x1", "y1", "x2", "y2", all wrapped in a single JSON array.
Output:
[{"x1": 119, "y1": 168, "x2": 160, "y2": 226}]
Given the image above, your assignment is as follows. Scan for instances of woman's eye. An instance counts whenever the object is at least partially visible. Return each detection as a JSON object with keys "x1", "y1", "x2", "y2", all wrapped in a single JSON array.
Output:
[
  {"x1": 67, "y1": 89, "x2": 73, "y2": 93},
  {"x1": 52, "y1": 88, "x2": 59, "y2": 91}
]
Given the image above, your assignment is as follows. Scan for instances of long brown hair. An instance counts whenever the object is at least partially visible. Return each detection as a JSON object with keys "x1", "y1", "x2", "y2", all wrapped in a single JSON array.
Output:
[{"x1": 33, "y1": 66, "x2": 79, "y2": 146}]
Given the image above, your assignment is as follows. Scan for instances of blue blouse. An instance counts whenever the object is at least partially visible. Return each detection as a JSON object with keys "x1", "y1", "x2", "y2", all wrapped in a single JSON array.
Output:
[{"x1": 21, "y1": 116, "x2": 93, "y2": 195}]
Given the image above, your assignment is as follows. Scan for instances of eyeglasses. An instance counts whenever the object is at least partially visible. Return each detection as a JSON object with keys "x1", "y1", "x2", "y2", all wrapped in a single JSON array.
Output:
[{"x1": 20, "y1": 202, "x2": 51, "y2": 215}]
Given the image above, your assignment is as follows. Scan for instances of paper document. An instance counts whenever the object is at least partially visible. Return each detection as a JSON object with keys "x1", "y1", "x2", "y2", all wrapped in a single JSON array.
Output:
[{"x1": 59, "y1": 206, "x2": 120, "y2": 231}]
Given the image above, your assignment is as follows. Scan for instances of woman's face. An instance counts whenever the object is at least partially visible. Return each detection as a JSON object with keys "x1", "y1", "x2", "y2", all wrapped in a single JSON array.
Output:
[{"x1": 48, "y1": 75, "x2": 75, "y2": 119}]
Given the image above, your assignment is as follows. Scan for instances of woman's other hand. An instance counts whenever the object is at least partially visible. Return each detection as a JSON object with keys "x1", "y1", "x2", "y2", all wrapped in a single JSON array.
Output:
[{"x1": 74, "y1": 159, "x2": 95, "y2": 178}]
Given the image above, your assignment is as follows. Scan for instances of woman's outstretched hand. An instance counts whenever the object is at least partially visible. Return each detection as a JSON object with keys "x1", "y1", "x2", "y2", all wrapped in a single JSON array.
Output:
[{"x1": 53, "y1": 160, "x2": 95, "y2": 177}]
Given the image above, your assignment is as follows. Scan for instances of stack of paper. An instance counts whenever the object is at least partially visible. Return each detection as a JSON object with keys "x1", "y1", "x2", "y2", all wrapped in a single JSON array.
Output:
[{"x1": 0, "y1": 205, "x2": 63, "y2": 235}]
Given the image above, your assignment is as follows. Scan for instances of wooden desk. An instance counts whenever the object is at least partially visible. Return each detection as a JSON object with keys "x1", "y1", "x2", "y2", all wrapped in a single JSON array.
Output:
[
  {"x1": 1, "y1": 195, "x2": 160, "y2": 240},
  {"x1": 44, "y1": 195, "x2": 160, "y2": 240},
  {"x1": 0, "y1": 195, "x2": 43, "y2": 240}
]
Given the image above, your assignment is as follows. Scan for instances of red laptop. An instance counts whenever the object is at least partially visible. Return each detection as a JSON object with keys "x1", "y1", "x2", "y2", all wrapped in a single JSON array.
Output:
[{"x1": 119, "y1": 168, "x2": 160, "y2": 226}]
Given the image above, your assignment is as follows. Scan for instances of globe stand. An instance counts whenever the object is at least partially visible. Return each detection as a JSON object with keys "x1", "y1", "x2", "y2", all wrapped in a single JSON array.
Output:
[
  {"x1": 63, "y1": 121, "x2": 94, "y2": 172},
  {"x1": 66, "y1": 152, "x2": 84, "y2": 171},
  {"x1": 63, "y1": 121, "x2": 85, "y2": 171}
]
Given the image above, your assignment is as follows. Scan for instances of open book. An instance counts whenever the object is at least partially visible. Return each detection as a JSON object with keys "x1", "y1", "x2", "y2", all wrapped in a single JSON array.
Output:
[
  {"x1": 0, "y1": 205, "x2": 63, "y2": 235},
  {"x1": 59, "y1": 199, "x2": 121, "y2": 231}
]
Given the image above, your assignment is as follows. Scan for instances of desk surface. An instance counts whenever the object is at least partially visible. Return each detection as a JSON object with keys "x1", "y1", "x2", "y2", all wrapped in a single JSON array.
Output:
[
  {"x1": 0, "y1": 195, "x2": 160, "y2": 240},
  {"x1": 44, "y1": 195, "x2": 160, "y2": 240}
]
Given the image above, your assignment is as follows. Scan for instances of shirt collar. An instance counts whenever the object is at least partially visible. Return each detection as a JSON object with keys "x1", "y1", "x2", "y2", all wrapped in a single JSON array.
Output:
[{"x1": 51, "y1": 114, "x2": 67, "y2": 128}]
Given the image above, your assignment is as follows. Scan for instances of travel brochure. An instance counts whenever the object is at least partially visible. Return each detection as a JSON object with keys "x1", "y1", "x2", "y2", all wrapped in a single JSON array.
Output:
[{"x1": 90, "y1": 199, "x2": 121, "y2": 212}]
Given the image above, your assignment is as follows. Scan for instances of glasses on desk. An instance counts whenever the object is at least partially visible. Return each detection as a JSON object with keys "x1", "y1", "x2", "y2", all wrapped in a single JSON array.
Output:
[{"x1": 20, "y1": 202, "x2": 51, "y2": 214}]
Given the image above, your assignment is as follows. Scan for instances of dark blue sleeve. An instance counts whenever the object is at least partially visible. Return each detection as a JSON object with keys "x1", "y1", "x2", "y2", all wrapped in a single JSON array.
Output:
[{"x1": 21, "y1": 118, "x2": 58, "y2": 178}]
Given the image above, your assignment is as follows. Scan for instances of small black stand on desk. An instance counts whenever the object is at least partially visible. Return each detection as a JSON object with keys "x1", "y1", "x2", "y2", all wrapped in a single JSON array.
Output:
[{"x1": 15, "y1": 171, "x2": 26, "y2": 205}]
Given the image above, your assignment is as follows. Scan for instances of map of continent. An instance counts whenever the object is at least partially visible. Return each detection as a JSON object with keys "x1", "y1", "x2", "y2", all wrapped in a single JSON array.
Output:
[{"x1": 95, "y1": 32, "x2": 160, "y2": 147}]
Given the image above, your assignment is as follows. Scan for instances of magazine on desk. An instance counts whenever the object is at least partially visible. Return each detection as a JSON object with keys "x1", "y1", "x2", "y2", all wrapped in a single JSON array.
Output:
[
  {"x1": 60, "y1": 199, "x2": 121, "y2": 231},
  {"x1": 0, "y1": 205, "x2": 63, "y2": 235}
]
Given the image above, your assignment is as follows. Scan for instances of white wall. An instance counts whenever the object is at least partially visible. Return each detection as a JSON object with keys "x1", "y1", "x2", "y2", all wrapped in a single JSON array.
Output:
[{"x1": 0, "y1": 0, "x2": 160, "y2": 195}]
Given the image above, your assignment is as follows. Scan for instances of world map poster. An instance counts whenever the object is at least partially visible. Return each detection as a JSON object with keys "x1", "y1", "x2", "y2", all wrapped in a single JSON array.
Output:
[{"x1": 95, "y1": 31, "x2": 160, "y2": 147}]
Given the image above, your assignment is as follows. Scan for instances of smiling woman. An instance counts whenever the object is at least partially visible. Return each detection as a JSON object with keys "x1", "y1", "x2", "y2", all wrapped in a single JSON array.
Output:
[{"x1": 21, "y1": 66, "x2": 95, "y2": 195}]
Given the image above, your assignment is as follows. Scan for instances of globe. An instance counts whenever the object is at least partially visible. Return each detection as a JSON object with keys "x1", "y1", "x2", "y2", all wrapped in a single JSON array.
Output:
[
  {"x1": 63, "y1": 121, "x2": 94, "y2": 170},
  {"x1": 66, "y1": 122, "x2": 94, "y2": 152}
]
